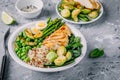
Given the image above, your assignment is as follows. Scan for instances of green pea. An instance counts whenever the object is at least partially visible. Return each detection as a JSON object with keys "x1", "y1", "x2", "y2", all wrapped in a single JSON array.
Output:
[
  {"x1": 16, "y1": 41, "x2": 22, "y2": 47},
  {"x1": 17, "y1": 50, "x2": 21, "y2": 54},
  {"x1": 38, "y1": 43, "x2": 42, "y2": 46},
  {"x1": 20, "y1": 40, "x2": 24, "y2": 43},
  {"x1": 21, "y1": 55, "x2": 26, "y2": 60},
  {"x1": 24, "y1": 57, "x2": 30, "y2": 62},
  {"x1": 26, "y1": 38, "x2": 31, "y2": 42},
  {"x1": 26, "y1": 47, "x2": 29, "y2": 50},
  {"x1": 17, "y1": 48, "x2": 22, "y2": 53},
  {"x1": 22, "y1": 43, "x2": 26, "y2": 47},
  {"x1": 19, "y1": 32, "x2": 23, "y2": 36},
  {"x1": 37, "y1": 45, "x2": 40, "y2": 48},
  {"x1": 16, "y1": 37, "x2": 20, "y2": 42},
  {"x1": 15, "y1": 48, "x2": 19, "y2": 52},
  {"x1": 22, "y1": 47, "x2": 26, "y2": 49},
  {"x1": 26, "y1": 46, "x2": 31, "y2": 50},
  {"x1": 34, "y1": 39, "x2": 38, "y2": 43},
  {"x1": 19, "y1": 48, "x2": 22, "y2": 52},
  {"x1": 17, "y1": 54, "x2": 21, "y2": 58},
  {"x1": 33, "y1": 46, "x2": 37, "y2": 48},
  {"x1": 23, "y1": 50, "x2": 27, "y2": 53},
  {"x1": 22, "y1": 47, "x2": 27, "y2": 52},
  {"x1": 21, "y1": 52, "x2": 26, "y2": 56}
]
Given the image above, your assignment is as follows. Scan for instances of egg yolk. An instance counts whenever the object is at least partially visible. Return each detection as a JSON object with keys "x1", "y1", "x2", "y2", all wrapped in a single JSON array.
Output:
[{"x1": 37, "y1": 22, "x2": 46, "y2": 27}]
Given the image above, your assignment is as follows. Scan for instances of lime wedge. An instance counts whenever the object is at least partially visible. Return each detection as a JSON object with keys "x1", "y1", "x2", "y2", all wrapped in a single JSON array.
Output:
[{"x1": 1, "y1": 11, "x2": 15, "y2": 25}]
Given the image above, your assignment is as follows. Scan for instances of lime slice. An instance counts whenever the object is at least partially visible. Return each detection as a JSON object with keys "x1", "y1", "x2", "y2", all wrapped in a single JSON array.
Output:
[{"x1": 1, "y1": 11, "x2": 15, "y2": 25}]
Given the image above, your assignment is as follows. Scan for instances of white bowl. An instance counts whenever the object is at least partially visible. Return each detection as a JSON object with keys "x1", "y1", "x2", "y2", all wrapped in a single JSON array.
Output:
[
  {"x1": 8, "y1": 21, "x2": 87, "y2": 72},
  {"x1": 56, "y1": 1, "x2": 103, "y2": 24},
  {"x1": 15, "y1": 0, "x2": 43, "y2": 18}
]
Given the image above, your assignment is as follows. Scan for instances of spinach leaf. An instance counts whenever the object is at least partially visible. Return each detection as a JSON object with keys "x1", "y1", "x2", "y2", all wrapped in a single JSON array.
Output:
[{"x1": 89, "y1": 48, "x2": 104, "y2": 58}]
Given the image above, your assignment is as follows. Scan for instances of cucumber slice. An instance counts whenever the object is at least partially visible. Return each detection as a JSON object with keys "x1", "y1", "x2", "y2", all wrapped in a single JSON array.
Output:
[{"x1": 1, "y1": 11, "x2": 15, "y2": 24}]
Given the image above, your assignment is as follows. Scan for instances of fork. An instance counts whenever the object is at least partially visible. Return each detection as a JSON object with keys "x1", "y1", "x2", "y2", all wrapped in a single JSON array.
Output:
[{"x1": 0, "y1": 28, "x2": 10, "y2": 80}]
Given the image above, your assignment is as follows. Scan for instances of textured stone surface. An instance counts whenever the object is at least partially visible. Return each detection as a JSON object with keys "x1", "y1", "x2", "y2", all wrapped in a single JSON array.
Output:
[{"x1": 0, "y1": 0, "x2": 120, "y2": 80}]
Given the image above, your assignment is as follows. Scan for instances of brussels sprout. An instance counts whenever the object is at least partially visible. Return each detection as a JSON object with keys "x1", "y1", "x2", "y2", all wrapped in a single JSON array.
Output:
[
  {"x1": 66, "y1": 51, "x2": 72, "y2": 61},
  {"x1": 46, "y1": 51, "x2": 58, "y2": 62},
  {"x1": 88, "y1": 11, "x2": 99, "y2": 19},
  {"x1": 72, "y1": 9, "x2": 81, "y2": 22},
  {"x1": 54, "y1": 56, "x2": 67, "y2": 66},
  {"x1": 81, "y1": 9, "x2": 91, "y2": 14},
  {"x1": 61, "y1": 9, "x2": 70, "y2": 18},
  {"x1": 57, "y1": 46, "x2": 66, "y2": 56}
]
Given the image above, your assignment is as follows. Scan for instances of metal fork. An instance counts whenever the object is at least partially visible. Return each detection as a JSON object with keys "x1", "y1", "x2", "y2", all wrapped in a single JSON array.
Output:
[{"x1": 0, "y1": 28, "x2": 10, "y2": 80}]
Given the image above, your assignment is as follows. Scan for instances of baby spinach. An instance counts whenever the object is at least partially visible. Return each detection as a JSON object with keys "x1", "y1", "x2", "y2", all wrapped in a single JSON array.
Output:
[
  {"x1": 89, "y1": 48, "x2": 104, "y2": 58},
  {"x1": 66, "y1": 34, "x2": 83, "y2": 59}
]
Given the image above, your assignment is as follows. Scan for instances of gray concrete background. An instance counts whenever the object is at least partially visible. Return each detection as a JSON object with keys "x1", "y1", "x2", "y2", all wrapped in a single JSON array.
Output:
[{"x1": 0, "y1": 0, "x2": 120, "y2": 80}]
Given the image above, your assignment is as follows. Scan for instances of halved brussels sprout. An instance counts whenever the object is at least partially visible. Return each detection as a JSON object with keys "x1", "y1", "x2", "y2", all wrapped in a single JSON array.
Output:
[
  {"x1": 72, "y1": 9, "x2": 81, "y2": 22},
  {"x1": 88, "y1": 11, "x2": 99, "y2": 19},
  {"x1": 24, "y1": 29, "x2": 34, "y2": 39},
  {"x1": 54, "y1": 56, "x2": 67, "y2": 66},
  {"x1": 57, "y1": 46, "x2": 66, "y2": 56},
  {"x1": 46, "y1": 51, "x2": 58, "y2": 62},
  {"x1": 61, "y1": 9, "x2": 70, "y2": 18},
  {"x1": 66, "y1": 51, "x2": 72, "y2": 61}
]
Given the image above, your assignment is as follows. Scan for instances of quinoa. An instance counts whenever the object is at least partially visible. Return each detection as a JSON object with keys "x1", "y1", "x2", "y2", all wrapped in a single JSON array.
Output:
[{"x1": 27, "y1": 45, "x2": 49, "y2": 67}]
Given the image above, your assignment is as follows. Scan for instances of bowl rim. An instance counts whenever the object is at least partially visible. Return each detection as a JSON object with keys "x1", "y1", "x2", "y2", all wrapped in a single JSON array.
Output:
[
  {"x1": 15, "y1": 0, "x2": 43, "y2": 14},
  {"x1": 56, "y1": 1, "x2": 104, "y2": 24},
  {"x1": 8, "y1": 21, "x2": 87, "y2": 72}
]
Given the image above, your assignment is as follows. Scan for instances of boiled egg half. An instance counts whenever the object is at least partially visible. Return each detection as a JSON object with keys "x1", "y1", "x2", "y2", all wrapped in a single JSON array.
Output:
[
  {"x1": 31, "y1": 21, "x2": 47, "y2": 34},
  {"x1": 36, "y1": 21, "x2": 47, "y2": 30}
]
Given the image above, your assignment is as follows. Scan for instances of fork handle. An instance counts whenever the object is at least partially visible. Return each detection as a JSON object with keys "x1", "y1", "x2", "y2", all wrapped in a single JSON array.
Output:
[{"x1": 0, "y1": 55, "x2": 7, "y2": 80}]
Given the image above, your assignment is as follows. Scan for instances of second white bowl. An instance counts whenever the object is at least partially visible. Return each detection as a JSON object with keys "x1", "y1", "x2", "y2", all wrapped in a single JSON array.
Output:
[{"x1": 56, "y1": 1, "x2": 104, "y2": 24}]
